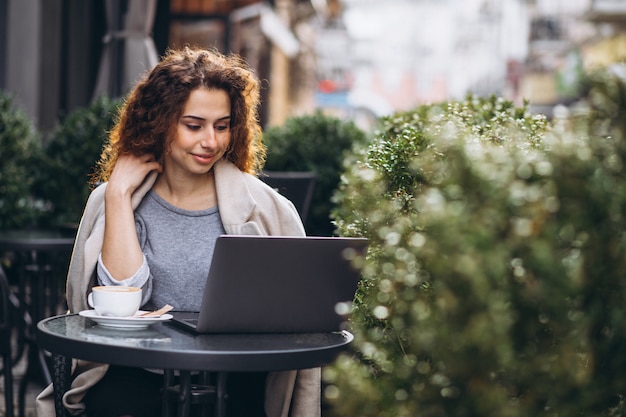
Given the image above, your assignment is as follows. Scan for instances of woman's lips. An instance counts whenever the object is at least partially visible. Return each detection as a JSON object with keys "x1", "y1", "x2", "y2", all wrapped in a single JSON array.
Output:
[{"x1": 191, "y1": 153, "x2": 214, "y2": 164}]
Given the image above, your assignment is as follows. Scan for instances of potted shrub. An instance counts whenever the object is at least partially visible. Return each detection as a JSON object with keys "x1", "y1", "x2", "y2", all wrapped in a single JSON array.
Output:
[
  {"x1": 33, "y1": 96, "x2": 122, "y2": 230},
  {"x1": 0, "y1": 91, "x2": 42, "y2": 230},
  {"x1": 263, "y1": 111, "x2": 369, "y2": 236}
]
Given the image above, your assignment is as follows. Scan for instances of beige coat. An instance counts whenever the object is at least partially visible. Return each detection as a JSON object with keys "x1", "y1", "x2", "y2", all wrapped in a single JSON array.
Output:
[{"x1": 36, "y1": 159, "x2": 321, "y2": 417}]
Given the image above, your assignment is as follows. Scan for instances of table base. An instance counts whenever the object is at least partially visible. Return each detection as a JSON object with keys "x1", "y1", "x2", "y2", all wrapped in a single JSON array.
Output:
[{"x1": 163, "y1": 370, "x2": 229, "y2": 417}]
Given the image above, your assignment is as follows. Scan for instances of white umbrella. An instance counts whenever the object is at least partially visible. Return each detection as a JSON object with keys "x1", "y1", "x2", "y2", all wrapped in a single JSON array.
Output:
[
  {"x1": 122, "y1": 0, "x2": 159, "y2": 88},
  {"x1": 92, "y1": 0, "x2": 159, "y2": 100}
]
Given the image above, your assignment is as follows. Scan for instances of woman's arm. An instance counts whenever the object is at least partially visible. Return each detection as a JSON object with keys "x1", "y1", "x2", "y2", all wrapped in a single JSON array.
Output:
[{"x1": 101, "y1": 153, "x2": 162, "y2": 280}]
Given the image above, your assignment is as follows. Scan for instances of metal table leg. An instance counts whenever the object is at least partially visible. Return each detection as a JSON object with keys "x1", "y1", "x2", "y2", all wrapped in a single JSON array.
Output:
[
  {"x1": 163, "y1": 370, "x2": 219, "y2": 417},
  {"x1": 216, "y1": 372, "x2": 228, "y2": 417},
  {"x1": 162, "y1": 370, "x2": 175, "y2": 417}
]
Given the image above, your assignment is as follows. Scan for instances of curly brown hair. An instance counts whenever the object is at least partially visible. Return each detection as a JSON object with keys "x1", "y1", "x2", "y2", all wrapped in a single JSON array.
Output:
[{"x1": 93, "y1": 46, "x2": 265, "y2": 184}]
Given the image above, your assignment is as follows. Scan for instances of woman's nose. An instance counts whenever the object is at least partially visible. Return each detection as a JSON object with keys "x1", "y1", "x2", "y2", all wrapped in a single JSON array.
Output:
[{"x1": 200, "y1": 128, "x2": 216, "y2": 147}]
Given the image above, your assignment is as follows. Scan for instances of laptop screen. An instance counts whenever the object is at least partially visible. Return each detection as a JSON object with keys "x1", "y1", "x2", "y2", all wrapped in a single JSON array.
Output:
[{"x1": 170, "y1": 235, "x2": 368, "y2": 334}]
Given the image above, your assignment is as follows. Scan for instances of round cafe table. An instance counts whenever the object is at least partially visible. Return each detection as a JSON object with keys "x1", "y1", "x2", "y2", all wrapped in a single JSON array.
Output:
[{"x1": 37, "y1": 313, "x2": 354, "y2": 417}]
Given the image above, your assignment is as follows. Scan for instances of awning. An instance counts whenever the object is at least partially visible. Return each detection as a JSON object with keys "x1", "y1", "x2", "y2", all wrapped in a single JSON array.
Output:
[{"x1": 230, "y1": 2, "x2": 300, "y2": 58}]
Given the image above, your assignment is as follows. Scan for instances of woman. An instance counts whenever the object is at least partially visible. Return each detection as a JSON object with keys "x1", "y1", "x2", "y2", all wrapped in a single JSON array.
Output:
[{"x1": 36, "y1": 47, "x2": 320, "y2": 417}]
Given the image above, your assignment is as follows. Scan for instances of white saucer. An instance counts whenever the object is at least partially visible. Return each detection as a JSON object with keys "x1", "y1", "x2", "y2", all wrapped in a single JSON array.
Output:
[{"x1": 79, "y1": 310, "x2": 173, "y2": 330}]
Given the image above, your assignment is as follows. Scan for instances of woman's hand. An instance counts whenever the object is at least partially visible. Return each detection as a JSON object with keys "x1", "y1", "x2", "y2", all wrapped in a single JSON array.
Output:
[{"x1": 106, "y1": 153, "x2": 162, "y2": 198}]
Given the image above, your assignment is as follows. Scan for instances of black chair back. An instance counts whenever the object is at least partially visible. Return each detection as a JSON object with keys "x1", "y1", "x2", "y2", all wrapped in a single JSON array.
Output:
[{"x1": 260, "y1": 171, "x2": 317, "y2": 224}]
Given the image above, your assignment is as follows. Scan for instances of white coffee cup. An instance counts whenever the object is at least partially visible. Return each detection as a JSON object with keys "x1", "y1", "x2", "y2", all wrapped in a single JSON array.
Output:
[{"x1": 87, "y1": 285, "x2": 142, "y2": 317}]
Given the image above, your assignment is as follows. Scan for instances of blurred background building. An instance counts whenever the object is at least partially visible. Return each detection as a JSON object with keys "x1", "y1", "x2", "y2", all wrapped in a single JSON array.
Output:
[
  {"x1": 0, "y1": 0, "x2": 319, "y2": 131},
  {"x1": 1, "y1": 0, "x2": 626, "y2": 133}
]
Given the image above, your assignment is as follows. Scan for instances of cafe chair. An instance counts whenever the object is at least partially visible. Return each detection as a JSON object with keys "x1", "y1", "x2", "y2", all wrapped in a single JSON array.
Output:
[
  {"x1": 0, "y1": 265, "x2": 15, "y2": 417},
  {"x1": 260, "y1": 171, "x2": 317, "y2": 224},
  {"x1": 0, "y1": 233, "x2": 73, "y2": 417}
]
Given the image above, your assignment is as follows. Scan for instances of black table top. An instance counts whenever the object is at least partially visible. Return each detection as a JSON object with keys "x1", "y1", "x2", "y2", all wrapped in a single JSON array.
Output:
[{"x1": 37, "y1": 314, "x2": 354, "y2": 372}]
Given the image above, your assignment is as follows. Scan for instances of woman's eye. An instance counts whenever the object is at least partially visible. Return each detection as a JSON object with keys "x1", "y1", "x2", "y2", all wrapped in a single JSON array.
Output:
[
  {"x1": 215, "y1": 124, "x2": 229, "y2": 132},
  {"x1": 186, "y1": 124, "x2": 201, "y2": 131}
]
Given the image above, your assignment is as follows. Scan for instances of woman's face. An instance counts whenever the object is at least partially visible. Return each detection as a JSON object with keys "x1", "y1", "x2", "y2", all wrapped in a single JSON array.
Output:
[{"x1": 164, "y1": 87, "x2": 232, "y2": 177}]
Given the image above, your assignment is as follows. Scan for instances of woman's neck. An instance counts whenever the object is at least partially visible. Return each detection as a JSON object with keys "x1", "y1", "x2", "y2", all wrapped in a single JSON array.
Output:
[{"x1": 153, "y1": 170, "x2": 217, "y2": 210}]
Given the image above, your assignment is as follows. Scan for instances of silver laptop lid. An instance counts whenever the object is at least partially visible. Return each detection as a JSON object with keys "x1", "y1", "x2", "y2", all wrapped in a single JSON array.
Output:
[{"x1": 194, "y1": 235, "x2": 368, "y2": 333}]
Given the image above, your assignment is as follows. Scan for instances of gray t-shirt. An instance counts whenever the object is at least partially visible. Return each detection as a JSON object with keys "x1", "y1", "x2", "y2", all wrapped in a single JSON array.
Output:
[{"x1": 97, "y1": 189, "x2": 226, "y2": 311}]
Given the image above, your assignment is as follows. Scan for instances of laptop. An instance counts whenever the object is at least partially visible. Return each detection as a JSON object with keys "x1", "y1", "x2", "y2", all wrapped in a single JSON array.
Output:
[{"x1": 169, "y1": 235, "x2": 368, "y2": 334}]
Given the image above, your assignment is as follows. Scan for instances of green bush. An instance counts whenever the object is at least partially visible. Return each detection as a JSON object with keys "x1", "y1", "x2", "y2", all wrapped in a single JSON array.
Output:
[
  {"x1": 0, "y1": 91, "x2": 42, "y2": 230},
  {"x1": 33, "y1": 96, "x2": 122, "y2": 228},
  {"x1": 327, "y1": 88, "x2": 626, "y2": 417},
  {"x1": 333, "y1": 95, "x2": 548, "y2": 236},
  {"x1": 333, "y1": 95, "x2": 549, "y2": 334},
  {"x1": 263, "y1": 111, "x2": 369, "y2": 236}
]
